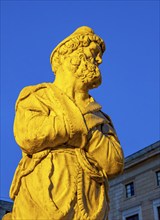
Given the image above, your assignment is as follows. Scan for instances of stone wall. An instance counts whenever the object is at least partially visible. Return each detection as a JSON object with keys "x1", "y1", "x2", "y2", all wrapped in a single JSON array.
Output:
[{"x1": 109, "y1": 141, "x2": 160, "y2": 220}]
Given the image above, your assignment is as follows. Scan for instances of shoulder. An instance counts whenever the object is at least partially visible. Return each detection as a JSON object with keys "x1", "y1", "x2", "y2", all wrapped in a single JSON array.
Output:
[
  {"x1": 15, "y1": 82, "x2": 51, "y2": 109},
  {"x1": 17, "y1": 83, "x2": 49, "y2": 100}
]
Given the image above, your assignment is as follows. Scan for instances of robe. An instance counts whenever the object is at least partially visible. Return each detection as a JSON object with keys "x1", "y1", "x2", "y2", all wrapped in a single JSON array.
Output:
[{"x1": 9, "y1": 83, "x2": 124, "y2": 220}]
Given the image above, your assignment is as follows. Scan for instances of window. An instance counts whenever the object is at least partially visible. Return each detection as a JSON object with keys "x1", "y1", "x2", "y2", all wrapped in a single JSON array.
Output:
[
  {"x1": 122, "y1": 206, "x2": 142, "y2": 220},
  {"x1": 126, "y1": 214, "x2": 139, "y2": 220},
  {"x1": 125, "y1": 182, "x2": 134, "y2": 198},
  {"x1": 156, "y1": 171, "x2": 160, "y2": 186},
  {"x1": 153, "y1": 199, "x2": 160, "y2": 220},
  {"x1": 157, "y1": 206, "x2": 160, "y2": 220}
]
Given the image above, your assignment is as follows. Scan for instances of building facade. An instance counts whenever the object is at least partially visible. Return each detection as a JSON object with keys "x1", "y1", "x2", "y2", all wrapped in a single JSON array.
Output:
[
  {"x1": 109, "y1": 141, "x2": 160, "y2": 220},
  {"x1": 0, "y1": 141, "x2": 160, "y2": 220},
  {"x1": 0, "y1": 200, "x2": 13, "y2": 220}
]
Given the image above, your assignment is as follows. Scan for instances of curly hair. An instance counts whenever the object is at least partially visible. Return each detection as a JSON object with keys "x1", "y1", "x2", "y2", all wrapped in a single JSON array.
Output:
[{"x1": 50, "y1": 33, "x2": 105, "y2": 74}]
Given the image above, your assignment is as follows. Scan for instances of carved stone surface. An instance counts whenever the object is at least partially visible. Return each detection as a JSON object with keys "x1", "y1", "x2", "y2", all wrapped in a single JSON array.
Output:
[{"x1": 3, "y1": 26, "x2": 124, "y2": 220}]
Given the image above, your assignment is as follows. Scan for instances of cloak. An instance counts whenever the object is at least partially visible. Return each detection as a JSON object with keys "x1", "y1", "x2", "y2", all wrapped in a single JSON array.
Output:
[{"x1": 9, "y1": 83, "x2": 124, "y2": 220}]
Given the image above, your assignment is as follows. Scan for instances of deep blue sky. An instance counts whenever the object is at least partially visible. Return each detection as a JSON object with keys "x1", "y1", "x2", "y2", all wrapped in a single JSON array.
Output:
[{"x1": 1, "y1": 1, "x2": 159, "y2": 201}]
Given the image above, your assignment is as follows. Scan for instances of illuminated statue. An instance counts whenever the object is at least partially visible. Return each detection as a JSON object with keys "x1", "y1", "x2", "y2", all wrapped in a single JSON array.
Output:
[{"x1": 4, "y1": 26, "x2": 124, "y2": 220}]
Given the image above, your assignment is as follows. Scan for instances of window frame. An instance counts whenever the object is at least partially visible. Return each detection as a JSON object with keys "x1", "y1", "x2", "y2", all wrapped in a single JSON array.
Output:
[
  {"x1": 122, "y1": 206, "x2": 142, "y2": 220},
  {"x1": 125, "y1": 181, "x2": 135, "y2": 198},
  {"x1": 153, "y1": 198, "x2": 160, "y2": 220},
  {"x1": 156, "y1": 170, "x2": 160, "y2": 186}
]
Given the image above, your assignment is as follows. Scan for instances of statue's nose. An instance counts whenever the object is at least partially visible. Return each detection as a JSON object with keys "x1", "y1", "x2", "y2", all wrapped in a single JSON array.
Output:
[{"x1": 95, "y1": 54, "x2": 102, "y2": 64}]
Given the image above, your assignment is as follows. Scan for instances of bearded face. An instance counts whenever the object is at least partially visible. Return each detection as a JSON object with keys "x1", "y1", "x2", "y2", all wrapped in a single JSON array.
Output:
[
  {"x1": 67, "y1": 42, "x2": 102, "y2": 89},
  {"x1": 58, "y1": 42, "x2": 103, "y2": 90},
  {"x1": 73, "y1": 54, "x2": 102, "y2": 89}
]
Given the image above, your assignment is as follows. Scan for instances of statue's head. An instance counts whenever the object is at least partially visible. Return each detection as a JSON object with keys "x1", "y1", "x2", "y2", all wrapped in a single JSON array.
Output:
[{"x1": 50, "y1": 26, "x2": 105, "y2": 89}]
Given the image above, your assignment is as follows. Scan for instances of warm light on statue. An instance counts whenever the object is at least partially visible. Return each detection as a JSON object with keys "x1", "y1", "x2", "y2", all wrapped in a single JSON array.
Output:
[{"x1": 3, "y1": 26, "x2": 124, "y2": 220}]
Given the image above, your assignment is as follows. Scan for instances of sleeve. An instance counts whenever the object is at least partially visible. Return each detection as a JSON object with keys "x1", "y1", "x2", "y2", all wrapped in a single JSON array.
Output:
[
  {"x1": 14, "y1": 88, "x2": 69, "y2": 155},
  {"x1": 87, "y1": 114, "x2": 124, "y2": 178}
]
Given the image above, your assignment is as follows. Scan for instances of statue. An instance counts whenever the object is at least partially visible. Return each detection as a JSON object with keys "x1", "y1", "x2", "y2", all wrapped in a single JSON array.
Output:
[{"x1": 4, "y1": 26, "x2": 124, "y2": 220}]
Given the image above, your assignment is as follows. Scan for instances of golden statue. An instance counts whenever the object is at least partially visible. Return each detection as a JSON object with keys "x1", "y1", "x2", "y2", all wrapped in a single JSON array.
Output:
[{"x1": 4, "y1": 26, "x2": 124, "y2": 220}]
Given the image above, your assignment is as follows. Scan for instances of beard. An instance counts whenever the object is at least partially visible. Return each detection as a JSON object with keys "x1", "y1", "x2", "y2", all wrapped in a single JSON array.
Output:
[{"x1": 74, "y1": 60, "x2": 102, "y2": 89}]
